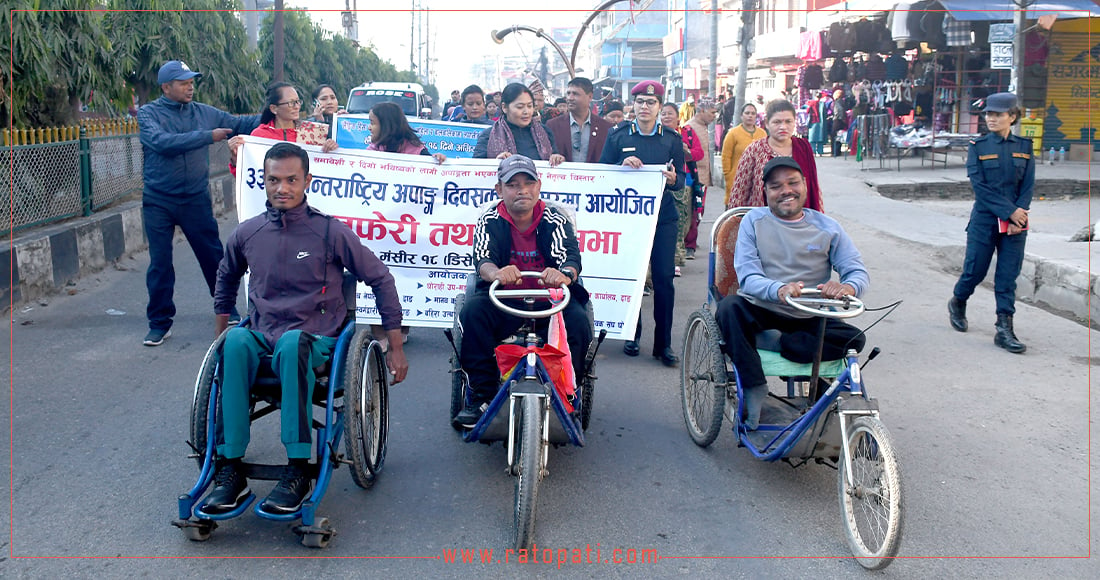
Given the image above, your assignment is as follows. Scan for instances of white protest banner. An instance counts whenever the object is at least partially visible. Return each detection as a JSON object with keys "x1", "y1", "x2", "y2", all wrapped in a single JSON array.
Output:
[{"x1": 236, "y1": 137, "x2": 664, "y2": 339}]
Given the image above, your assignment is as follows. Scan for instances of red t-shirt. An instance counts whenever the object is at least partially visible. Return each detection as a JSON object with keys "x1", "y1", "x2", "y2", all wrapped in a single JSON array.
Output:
[{"x1": 498, "y1": 200, "x2": 546, "y2": 290}]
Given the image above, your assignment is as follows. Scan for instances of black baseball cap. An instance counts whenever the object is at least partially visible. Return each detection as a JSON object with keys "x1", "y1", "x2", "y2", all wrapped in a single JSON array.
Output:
[{"x1": 762, "y1": 156, "x2": 803, "y2": 182}]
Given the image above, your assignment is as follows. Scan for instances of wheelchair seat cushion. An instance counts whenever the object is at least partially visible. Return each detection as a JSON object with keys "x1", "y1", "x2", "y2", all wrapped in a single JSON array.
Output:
[{"x1": 758, "y1": 349, "x2": 847, "y2": 378}]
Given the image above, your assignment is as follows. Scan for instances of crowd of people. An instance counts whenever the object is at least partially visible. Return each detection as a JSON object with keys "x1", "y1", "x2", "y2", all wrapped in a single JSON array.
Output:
[{"x1": 142, "y1": 56, "x2": 1031, "y2": 514}]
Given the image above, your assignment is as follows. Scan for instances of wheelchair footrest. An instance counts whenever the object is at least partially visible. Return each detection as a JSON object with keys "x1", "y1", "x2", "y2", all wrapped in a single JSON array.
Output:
[{"x1": 240, "y1": 461, "x2": 321, "y2": 482}]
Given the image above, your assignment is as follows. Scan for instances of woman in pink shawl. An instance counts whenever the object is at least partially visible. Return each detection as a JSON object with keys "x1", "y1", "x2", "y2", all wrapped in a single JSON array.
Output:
[
  {"x1": 727, "y1": 98, "x2": 824, "y2": 212},
  {"x1": 473, "y1": 82, "x2": 564, "y2": 166}
]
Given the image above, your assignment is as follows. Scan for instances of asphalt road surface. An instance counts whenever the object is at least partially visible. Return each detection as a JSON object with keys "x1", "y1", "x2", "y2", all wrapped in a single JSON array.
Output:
[{"x1": 4, "y1": 192, "x2": 1096, "y2": 578}]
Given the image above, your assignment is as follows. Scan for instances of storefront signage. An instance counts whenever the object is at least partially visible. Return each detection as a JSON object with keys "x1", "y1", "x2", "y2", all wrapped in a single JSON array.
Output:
[{"x1": 990, "y1": 43, "x2": 1013, "y2": 69}]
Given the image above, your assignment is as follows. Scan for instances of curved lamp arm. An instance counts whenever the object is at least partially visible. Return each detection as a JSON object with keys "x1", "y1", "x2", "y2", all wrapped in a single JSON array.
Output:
[
  {"x1": 569, "y1": 0, "x2": 627, "y2": 73},
  {"x1": 491, "y1": 25, "x2": 576, "y2": 79}
]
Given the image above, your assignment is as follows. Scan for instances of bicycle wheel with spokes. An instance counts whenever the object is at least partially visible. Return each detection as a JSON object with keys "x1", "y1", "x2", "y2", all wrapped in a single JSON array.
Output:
[
  {"x1": 513, "y1": 394, "x2": 544, "y2": 550},
  {"x1": 680, "y1": 309, "x2": 727, "y2": 446},
  {"x1": 838, "y1": 416, "x2": 904, "y2": 570},
  {"x1": 344, "y1": 328, "x2": 389, "y2": 489}
]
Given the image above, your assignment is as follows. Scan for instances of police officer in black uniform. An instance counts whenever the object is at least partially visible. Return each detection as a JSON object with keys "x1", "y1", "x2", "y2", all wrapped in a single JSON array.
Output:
[
  {"x1": 599, "y1": 81, "x2": 686, "y2": 366},
  {"x1": 948, "y1": 92, "x2": 1032, "y2": 353}
]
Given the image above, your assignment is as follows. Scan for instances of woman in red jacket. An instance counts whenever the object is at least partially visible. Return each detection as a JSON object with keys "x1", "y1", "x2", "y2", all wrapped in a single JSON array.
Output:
[{"x1": 229, "y1": 82, "x2": 337, "y2": 172}]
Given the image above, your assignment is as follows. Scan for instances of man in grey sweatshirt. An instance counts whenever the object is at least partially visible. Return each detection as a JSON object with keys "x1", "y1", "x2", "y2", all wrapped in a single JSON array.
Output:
[{"x1": 715, "y1": 157, "x2": 868, "y2": 429}]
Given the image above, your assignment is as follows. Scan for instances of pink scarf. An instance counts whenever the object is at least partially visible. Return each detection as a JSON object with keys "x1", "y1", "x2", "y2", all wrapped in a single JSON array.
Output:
[{"x1": 486, "y1": 118, "x2": 553, "y2": 160}]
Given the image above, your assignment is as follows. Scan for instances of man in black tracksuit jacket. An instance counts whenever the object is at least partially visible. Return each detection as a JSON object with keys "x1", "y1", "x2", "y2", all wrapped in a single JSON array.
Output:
[{"x1": 455, "y1": 155, "x2": 592, "y2": 427}]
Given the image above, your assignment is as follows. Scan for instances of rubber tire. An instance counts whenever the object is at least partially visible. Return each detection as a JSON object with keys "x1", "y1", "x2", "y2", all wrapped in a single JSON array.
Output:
[
  {"x1": 344, "y1": 328, "x2": 389, "y2": 489},
  {"x1": 576, "y1": 301, "x2": 596, "y2": 431},
  {"x1": 838, "y1": 416, "x2": 904, "y2": 570},
  {"x1": 182, "y1": 521, "x2": 215, "y2": 542},
  {"x1": 512, "y1": 394, "x2": 544, "y2": 551},
  {"x1": 680, "y1": 309, "x2": 727, "y2": 447},
  {"x1": 300, "y1": 517, "x2": 333, "y2": 549},
  {"x1": 449, "y1": 293, "x2": 466, "y2": 429},
  {"x1": 190, "y1": 330, "x2": 227, "y2": 467}
]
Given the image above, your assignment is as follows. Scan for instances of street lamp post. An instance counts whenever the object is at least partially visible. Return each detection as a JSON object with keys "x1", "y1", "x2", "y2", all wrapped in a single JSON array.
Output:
[{"x1": 491, "y1": 25, "x2": 576, "y2": 80}]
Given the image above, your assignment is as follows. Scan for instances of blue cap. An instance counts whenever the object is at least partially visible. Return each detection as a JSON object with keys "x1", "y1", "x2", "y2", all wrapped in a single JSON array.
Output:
[
  {"x1": 158, "y1": 60, "x2": 202, "y2": 84},
  {"x1": 983, "y1": 92, "x2": 1017, "y2": 113}
]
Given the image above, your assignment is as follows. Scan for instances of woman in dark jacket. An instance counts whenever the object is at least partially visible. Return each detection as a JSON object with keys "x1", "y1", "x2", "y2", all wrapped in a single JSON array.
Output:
[{"x1": 473, "y1": 82, "x2": 564, "y2": 166}]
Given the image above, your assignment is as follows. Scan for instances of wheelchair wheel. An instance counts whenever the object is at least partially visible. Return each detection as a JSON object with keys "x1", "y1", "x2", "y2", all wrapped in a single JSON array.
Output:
[
  {"x1": 578, "y1": 301, "x2": 596, "y2": 431},
  {"x1": 449, "y1": 293, "x2": 467, "y2": 429},
  {"x1": 680, "y1": 309, "x2": 727, "y2": 447},
  {"x1": 190, "y1": 330, "x2": 226, "y2": 467},
  {"x1": 343, "y1": 327, "x2": 389, "y2": 489},
  {"x1": 513, "y1": 393, "x2": 545, "y2": 551},
  {"x1": 838, "y1": 416, "x2": 904, "y2": 570}
]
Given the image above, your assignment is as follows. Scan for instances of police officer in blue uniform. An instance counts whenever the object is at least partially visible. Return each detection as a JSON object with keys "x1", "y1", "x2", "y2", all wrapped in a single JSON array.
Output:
[
  {"x1": 948, "y1": 92, "x2": 1032, "y2": 353},
  {"x1": 599, "y1": 81, "x2": 686, "y2": 366}
]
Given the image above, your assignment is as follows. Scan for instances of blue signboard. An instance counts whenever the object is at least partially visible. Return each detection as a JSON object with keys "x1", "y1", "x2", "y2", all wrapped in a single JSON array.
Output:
[{"x1": 334, "y1": 115, "x2": 484, "y2": 158}]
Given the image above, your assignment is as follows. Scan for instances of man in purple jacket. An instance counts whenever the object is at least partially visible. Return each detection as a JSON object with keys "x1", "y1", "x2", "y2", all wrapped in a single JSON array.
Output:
[
  {"x1": 545, "y1": 77, "x2": 613, "y2": 164},
  {"x1": 201, "y1": 142, "x2": 408, "y2": 516}
]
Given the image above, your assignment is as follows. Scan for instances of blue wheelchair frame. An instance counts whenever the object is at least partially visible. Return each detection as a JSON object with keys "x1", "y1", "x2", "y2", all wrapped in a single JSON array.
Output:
[{"x1": 176, "y1": 319, "x2": 358, "y2": 527}]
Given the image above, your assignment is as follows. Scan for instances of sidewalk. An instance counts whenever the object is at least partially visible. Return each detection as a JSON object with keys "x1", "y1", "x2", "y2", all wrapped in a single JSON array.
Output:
[{"x1": 812, "y1": 155, "x2": 1096, "y2": 327}]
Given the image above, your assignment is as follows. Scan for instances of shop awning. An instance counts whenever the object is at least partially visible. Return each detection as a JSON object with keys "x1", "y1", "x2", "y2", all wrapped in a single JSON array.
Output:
[{"x1": 937, "y1": 0, "x2": 1100, "y2": 20}]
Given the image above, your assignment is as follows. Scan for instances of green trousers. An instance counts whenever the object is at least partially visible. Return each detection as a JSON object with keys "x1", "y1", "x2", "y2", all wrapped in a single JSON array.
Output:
[{"x1": 217, "y1": 328, "x2": 336, "y2": 460}]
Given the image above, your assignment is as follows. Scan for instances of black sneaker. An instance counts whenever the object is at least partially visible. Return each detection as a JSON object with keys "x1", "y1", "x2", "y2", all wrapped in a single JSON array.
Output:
[
  {"x1": 454, "y1": 401, "x2": 489, "y2": 428},
  {"x1": 199, "y1": 460, "x2": 251, "y2": 514},
  {"x1": 260, "y1": 464, "x2": 313, "y2": 514},
  {"x1": 143, "y1": 328, "x2": 171, "y2": 346}
]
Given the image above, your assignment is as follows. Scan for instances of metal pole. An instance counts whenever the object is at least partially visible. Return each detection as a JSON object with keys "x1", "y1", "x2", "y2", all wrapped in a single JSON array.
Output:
[
  {"x1": 492, "y1": 26, "x2": 576, "y2": 79},
  {"x1": 273, "y1": 0, "x2": 285, "y2": 82},
  {"x1": 709, "y1": 0, "x2": 718, "y2": 97},
  {"x1": 410, "y1": 0, "x2": 416, "y2": 73},
  {"x1": 733, "y1": 0, "x2": 755, "y2": 112},
  {"x1": 1012, "y1": 0, "x2": 1030, "y2": 135}
]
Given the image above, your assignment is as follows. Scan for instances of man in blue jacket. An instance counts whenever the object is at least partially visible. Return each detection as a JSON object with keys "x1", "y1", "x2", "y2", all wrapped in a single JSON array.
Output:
[
  {"x1": 715, "y1": 157, "x2": 868, "y2": 429},
  {"x1": 137, "y1": 60, "x2": 260, "y2": 346}
]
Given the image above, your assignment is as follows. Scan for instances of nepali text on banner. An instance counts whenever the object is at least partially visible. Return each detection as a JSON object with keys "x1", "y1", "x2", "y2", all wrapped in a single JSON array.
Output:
[
  {"x1": 235, "y1": 137, "x2": 664, "y2": 339},
  {"x1": 333, "y1": 114, "x2": 483, "y2": 158}
]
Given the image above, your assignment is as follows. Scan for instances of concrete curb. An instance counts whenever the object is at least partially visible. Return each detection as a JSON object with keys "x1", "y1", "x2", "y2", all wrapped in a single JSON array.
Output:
[
  {"x1": 3, "y1": 172, "x2": 235, "y2": 309},
  {"x1": 874, "y1": 178, "x2": 1098, "y2": 200}
]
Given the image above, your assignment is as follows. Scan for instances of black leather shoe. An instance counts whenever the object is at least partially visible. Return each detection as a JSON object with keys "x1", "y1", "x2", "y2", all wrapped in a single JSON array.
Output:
[
  {"x1": 260, "y1": 464, "x2": 313, "y2": 514},
  {"x1": 653, "y1": 347, "x2": 680, "y2": 367},
  {"x1": 623, "y1": 341, "x2": 640, "y2": 357},
  {"x1": 948, "y1": 297, "x2": 967, "y2": 332},
  {"x1": 200, "y1": 459, "x2": 251, "y2": 515}
]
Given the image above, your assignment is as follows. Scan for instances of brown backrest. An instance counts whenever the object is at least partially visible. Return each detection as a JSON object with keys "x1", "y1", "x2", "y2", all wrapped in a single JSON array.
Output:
[{"x1": 712, "y1": 207, "x2": 752, "y2": 300}]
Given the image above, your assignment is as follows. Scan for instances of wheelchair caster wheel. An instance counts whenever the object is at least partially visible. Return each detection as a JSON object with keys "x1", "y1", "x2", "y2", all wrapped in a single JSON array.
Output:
[
  {"x1": 295, "y1": 517, "x2": 334, "y2": 549},
  {"x1": 174, "y1": 518, "x2": 217, "y2": 542}
]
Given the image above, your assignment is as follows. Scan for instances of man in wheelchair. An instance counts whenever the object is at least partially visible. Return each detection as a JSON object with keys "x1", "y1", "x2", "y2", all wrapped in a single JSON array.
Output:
[
  {"x1": 716, "y1": 157, "x2": 868, "y2": 430},
  {"x1": 203, "y1": 142, "x2": 408, "y2": 515},
  {"x1": 454, "y1": 154, "x2": 592, "y2": 428}
]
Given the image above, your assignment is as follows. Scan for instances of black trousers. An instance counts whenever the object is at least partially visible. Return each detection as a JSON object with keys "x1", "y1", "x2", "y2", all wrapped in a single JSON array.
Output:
[
  {"x1": 636, "y1": 195, "x2": 679, "y2": 354},
  {"x1": 715, "y1": 295, "x2": 864, "y2": 389},
  {"x1": 459, "y1": 293, "x2": 593, "y2": 403},
  {"x1": 953, "y1": 220, "x2": 1026, "y2": 316}
]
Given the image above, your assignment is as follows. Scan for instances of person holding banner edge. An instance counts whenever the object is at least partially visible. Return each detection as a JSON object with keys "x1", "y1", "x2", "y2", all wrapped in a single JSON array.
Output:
[
  {"x1": 473, "y1": 82, "x2": 565, "y2": 166},
  {"x1": 454, "y1": 154, "x2": 592, "y2": 428},
  {"x1": 598, "y1": 80, "x2": 685, "y2": 367}
]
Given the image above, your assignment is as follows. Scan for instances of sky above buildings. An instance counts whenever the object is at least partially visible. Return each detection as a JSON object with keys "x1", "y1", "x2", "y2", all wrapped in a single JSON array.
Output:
[{"x1": 296, "y1": 1, "x2": 627, "y2": 93}]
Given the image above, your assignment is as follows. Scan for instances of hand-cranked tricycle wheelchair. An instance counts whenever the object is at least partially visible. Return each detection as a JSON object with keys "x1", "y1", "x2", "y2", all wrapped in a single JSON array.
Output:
[
  {"x1": 680, "y1": 207, "x2": 904, "y2": 570},
  {"x1": 172, "y1": 272, "x2": 390, "y2": 548},
  {"x1": 444, "y1": 272, "x2": 605, "y2": 550}
]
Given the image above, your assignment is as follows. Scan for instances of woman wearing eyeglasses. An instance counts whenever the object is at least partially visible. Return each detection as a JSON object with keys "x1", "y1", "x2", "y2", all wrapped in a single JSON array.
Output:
[
  {"x1": 473, "y1": 82, "x2": 564, "y2": 166},
  {"x1": 228, "y1": 82, "x2": 336, "y2": 173},
  {"x1": 727, "y1": 99, "x2": 823, "y2": 212}
]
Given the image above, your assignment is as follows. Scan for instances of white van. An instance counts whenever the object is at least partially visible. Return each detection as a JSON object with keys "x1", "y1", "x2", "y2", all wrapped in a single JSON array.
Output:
[{"x1": 346, "y1": 82, "x2": 432, "y2": 118}]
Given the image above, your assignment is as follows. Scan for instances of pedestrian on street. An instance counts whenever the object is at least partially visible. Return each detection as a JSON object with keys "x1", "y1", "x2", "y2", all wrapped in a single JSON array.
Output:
[
  {"x1": 137, "y1": 60, "x2": 261, "y2": 346},
  {"x1": 455, "y1": 84, "x2": 492, "y2": 125},
  {"x1": 473, "y1": 82, "x2": 564, "y2": 166},
  {"x1": 721, "y1": 103, "x2": 767, "y2": 207},
  {"x1": 683, "y1": 97, "x2": 718, "y2": 260},
  {"x1": 727, "y1": 99, "x2": 824, "y2": 213},
  {"x1": 306, "y1": 83, "x2": 340, "y2": 137},
  {"x1": 228, "y1": 82, "x2": 337, "y2": 173},
  {"x1": 202, "y1": 142, "x2": 407, "y2": 516},
  {"x1": 948, "y1": 92, "x2": 1032, "y2": 353},
  {"x1": 659, "y1": 101, "x2": 702, "y2": 272},
  {"x1": 599, "y1": 80, "x2": 685, "y2": 367},
  {"x1": 545, "y1": 76, "x2": 613, "y2": 164}
]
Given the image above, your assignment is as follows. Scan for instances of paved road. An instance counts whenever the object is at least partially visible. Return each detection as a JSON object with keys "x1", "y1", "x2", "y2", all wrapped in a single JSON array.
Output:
[{"x1": 4, "y1": 189, "x2": 1096, "y2": 578}]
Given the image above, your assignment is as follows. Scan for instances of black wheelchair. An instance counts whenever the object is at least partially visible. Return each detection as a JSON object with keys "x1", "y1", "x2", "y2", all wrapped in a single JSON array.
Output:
[{"x1": 173, "y1": 272, "x2": 390, "y2": 548}]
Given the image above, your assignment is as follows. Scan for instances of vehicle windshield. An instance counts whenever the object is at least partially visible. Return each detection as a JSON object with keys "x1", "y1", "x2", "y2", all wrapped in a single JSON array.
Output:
[{"x1": 347, "y1": 89, "x2": 418, "y2": 116}]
